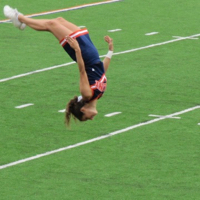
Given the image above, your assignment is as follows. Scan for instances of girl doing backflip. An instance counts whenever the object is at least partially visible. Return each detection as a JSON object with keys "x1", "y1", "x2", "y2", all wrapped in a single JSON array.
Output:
[{"x1": 3, "y1": 5, "x2": 114, "y2": 125}]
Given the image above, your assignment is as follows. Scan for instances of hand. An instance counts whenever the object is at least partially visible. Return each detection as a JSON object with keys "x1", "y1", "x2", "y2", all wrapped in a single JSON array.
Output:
[
  {"x1": 104, "y1": 35, "x2": 113, "y2": 51},
  {"x1": 104, "y1": 35, "x2": 113, "y2": 44},
  {"x1": 66, "y1": 36, "x2": 80, "y2": 51}
]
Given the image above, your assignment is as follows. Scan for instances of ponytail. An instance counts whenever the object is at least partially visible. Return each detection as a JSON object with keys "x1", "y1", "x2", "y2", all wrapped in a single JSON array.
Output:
[{"x1": 65, "y1": 96, "x2": 86, "y2": 126}]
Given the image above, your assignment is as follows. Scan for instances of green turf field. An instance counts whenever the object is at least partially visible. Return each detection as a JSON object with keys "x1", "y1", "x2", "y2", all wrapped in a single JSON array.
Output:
[{"x1": 0, "y1": 0, "x2": 200, "y2": 199}]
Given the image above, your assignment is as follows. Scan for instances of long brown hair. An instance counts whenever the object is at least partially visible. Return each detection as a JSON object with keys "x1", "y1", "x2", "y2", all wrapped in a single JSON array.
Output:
[{"x1": 65, "y1": 96, "x2": 86, "y2": 126}]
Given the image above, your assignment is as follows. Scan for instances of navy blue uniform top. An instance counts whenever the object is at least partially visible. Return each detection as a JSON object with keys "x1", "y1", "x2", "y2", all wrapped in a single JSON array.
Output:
[{"x1": 60, "y1": 28, "x2": 107, "y2": 101}]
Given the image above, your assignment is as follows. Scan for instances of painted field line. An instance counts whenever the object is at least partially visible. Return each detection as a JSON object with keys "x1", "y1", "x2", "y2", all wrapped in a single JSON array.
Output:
[
  {"x1": 105, "y1": 112, "x2": 122, "y2": 117},
  {"x1": 58, "y1": 109, "x2": 66, "y2": 113},
  {"x1": 145, "y1": 32, "x2": 159, "y2": 36},
  {"x1": 0, "y1": 0, "x2": 122, "y2": 24},
  {"x1": 15, "y1": 103, "x2": 34, "y2": 109},
  {"x1": 1, "y1": 32, "x2": 200, "y2": 84},
  {"x1": 112, "y1": 33, "x2": 200, "y2": 56},
  {"x1": 108, "y1": 29, "x2": 122, "y2": 32},
  {"x1": 0, "y1": 105, "x2": 199, "y2": 170},
  {"x1": 173, "y1": 36, "x2": 199, "y2": 40},
  {"x1": 0, "y1": 62, "x2": 75, "y2": 83},
  {"x1": 149, "y1": 114, "x2": 181, "y2": 119}
]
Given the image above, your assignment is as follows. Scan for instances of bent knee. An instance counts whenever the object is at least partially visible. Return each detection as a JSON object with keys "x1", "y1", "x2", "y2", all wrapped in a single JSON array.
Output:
[
  {"x1": 55, "y1": 17, "x2": 66, "y2": 23},
  {"x1": 45, "y1": 19, "x2": 59, "y2": 29}
]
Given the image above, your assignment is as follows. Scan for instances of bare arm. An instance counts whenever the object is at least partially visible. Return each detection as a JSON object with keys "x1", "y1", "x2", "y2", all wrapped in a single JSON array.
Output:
[
  {"x1": 103, "y1": 36, "x2": 114, "y2": 73},
  {"x1": 66, "y1": 36, "x2": 92, "y2": 101}
]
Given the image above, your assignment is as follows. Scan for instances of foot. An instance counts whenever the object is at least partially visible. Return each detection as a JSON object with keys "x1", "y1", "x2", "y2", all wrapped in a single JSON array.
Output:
[{"x1": 3, "y1": 5, "x2": 26, "y2": 30}]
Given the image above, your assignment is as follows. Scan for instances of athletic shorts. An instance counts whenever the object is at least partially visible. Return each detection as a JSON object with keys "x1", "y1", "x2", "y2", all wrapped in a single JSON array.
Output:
[{"x1": 60, "y1": 28, "x2": 101, "y2": 66}]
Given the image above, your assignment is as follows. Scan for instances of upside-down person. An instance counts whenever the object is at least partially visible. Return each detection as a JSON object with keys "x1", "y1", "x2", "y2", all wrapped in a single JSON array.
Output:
[{"x1": 3, "y1": 5, "x2": 114, "y2": 125}]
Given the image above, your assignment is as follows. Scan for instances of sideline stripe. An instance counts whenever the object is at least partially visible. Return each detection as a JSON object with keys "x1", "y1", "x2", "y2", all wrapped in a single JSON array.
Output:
[
  {"x1": 0, "y1": 105, "x2": 199, "y2": 170},
  {"x1": 1, "y1": 32, "x2": 200, "y2": 83},
  {"x1": 0, "y1": 0, "x2": 122, "y2": 24}
]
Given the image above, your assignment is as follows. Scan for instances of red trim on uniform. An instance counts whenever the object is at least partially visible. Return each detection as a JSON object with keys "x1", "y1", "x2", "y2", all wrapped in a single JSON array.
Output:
[
  {"x1": 90, "y1": 74, "x2": 107, "y2": 89},
  {"x1": 69, "y1": 28, "x2": 88, "y2": 37},
  {"x1": 59, "y1": 28, "x2": 89, "y2": 47},
  {"x1": 88, "y1": 74, "x2": 107, "y2": 102}
]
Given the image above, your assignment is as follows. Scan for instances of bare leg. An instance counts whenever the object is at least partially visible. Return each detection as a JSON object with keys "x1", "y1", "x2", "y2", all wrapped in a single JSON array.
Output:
[
  {"x1": 18, "y1": 15, "x2": 80, "y2": 41},
  {"x1": 55, "y1": 17, "x2": 80, "y2": 32}
]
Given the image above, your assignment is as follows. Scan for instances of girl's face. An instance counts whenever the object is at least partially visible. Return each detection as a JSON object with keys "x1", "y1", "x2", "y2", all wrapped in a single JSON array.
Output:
[{"x1": 81, "y1": 108, "x2": 98, "y2": 121}]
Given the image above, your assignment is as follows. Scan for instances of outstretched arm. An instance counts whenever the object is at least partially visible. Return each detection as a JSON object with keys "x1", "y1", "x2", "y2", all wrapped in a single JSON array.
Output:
[
  {"x1": 66, "y1": 36, "x2": 92, "y2": 101},
  {"x1": 103, "y1": 36, "x2": 114, "y2": 73}
]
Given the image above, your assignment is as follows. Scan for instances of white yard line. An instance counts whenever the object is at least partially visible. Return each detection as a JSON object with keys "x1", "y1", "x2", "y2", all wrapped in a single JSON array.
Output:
[
  {"x1": 0, "y1": 62, "x2": 75, "y2": 83},
  {"x1": 0, "y1": 105, "x2": 199, "y2": 170},
  {"x1": 173, "y1": 36, "x2": 199, "y2": 40},
  {"x1": 113, "y1": 33, "x2": 200, "y2": 56},
  {"x1": 145, "y1": 32, "x2": 159, "y2": 36},
  {"x1": 149, "y1": 114, "x2": 181, "y2": 119},
  {"x1": 15, "y1": 103, "x2": 34, "y2": 109},
  {"x1": 1, "y1": 32, "x2": 200, "y2": 83},
  {"x1": 58, "y1": 109, "x2": 66, "y2": 113},
  {"x1": 105, "y1": 112, "x2": 122, "y2": 117},
  {"x1": 108, "y1": 29, "x2": 122, "y2": 32}
]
